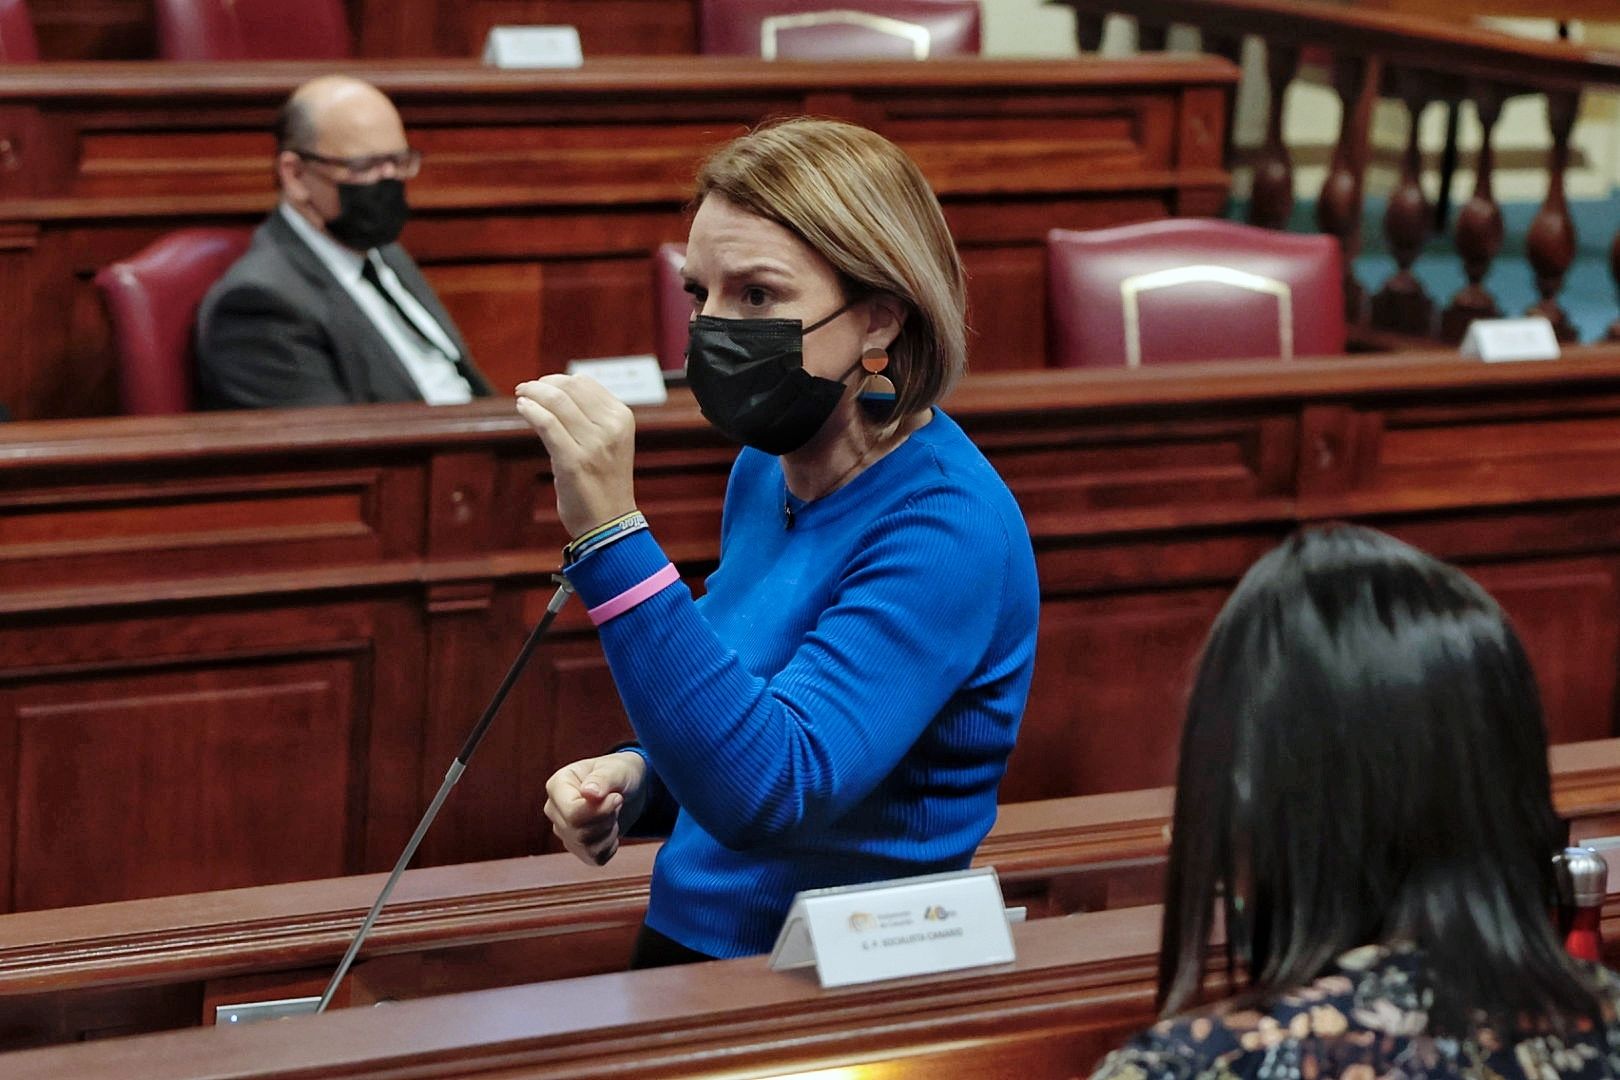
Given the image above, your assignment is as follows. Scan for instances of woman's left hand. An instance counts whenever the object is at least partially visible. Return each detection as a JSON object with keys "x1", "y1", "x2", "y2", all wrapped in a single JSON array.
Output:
[{"x1": 515, "y1": 375, "x2": 638, "y2": 538}]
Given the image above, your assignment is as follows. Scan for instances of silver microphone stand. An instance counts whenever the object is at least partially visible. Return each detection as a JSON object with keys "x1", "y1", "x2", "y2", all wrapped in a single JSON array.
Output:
[{"x1": 316, "y1": 576, "x2": 575, "y2": 1013}]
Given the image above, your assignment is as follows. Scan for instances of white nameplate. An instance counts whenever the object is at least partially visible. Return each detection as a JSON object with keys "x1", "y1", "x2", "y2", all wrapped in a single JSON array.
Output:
[
  {"x1": 1460, "y1": 316, "x2": 1561, "y2": 363},
  {"x1": 481, "y1": 25, "x2": 584, "y2": 69},
  {"x1": 768, "y1": 868, "x2": 1016, "y2": 989},
  {"x1": 566, "y1": 355, "x2": 668, "y2": 406}
]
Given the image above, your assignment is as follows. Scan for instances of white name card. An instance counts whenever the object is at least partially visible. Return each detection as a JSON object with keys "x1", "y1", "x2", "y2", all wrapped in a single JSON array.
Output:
[
  {"x1": 1583, "y1": 835, "x2": 1620, "y2": 892},
  {"x1": 481, "y1": 26, "x2": 584, "y2": 69},
  {"x1": 768, "y1": 868, "x2": 1016, "y2": 989},
  {"x1": 566, "y1": 355, "x2": 668, "y2": 407},
  {"x1": 1460, "y1": 316, "x2": 1561, "y2": 363}
]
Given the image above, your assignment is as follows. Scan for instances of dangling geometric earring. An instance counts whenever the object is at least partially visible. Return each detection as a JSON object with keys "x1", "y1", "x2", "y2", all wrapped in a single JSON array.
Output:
[{"x1": 856, "y1": 348, "x2": 897, "y2": 405}]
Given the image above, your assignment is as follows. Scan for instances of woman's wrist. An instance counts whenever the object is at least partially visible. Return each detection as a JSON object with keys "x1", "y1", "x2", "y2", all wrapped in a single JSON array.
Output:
[
  {"x1": 612, "y1": 749, "x2": 651, "y2": 831},
  {"x1": 563, "y1": 509, "x2": 647, "y2": 567},
  {"x1": 560, "y1": 528, "x2": 677, "y2": 614}
]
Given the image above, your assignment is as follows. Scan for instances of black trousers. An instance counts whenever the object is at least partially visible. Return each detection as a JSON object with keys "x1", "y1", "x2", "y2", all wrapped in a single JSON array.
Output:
[{"x1": 629, "y1": 922, "x2": 716, "y2": 970}]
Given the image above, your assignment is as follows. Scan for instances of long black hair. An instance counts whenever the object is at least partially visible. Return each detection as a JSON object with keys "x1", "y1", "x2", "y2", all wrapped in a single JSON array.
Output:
[{"x1": 1159, "y1": 524, "x2": 1603, "y2": 1033}]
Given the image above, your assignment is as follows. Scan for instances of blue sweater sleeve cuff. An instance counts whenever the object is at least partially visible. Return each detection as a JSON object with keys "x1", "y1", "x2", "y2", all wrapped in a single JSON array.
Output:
[
  {"x1": 563, "y1": 527, "x2": 672, "y2": 609},
  {"x1": 611, "y1": 744, "x2": 680, "y2": 838}
]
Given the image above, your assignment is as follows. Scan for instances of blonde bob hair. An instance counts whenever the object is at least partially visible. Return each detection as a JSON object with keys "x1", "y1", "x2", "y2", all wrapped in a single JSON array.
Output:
[{"x1": 693, "y1": 118, "x2": 968, "y2": 424}]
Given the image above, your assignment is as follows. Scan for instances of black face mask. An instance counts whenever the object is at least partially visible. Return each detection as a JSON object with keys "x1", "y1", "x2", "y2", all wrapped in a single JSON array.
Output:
[
  {"x1": 685, "y1": 303, "x2": 864, "y2": 456},
  {"x1": 325, "y1": 178, "x2": 409, "y2": 251}
]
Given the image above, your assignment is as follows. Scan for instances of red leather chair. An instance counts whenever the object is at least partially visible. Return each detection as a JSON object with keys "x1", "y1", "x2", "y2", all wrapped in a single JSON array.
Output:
[
  {"x1": 0, "y1": 0, "x2": 39, "y2": 61},
  {"x1": 95, "y1": 228, "x2": 251, "y2": 415},
  {"x1": 155, "y1": 0, "x2": 351, "y2": 60},
  {"x1": 1046, "y1": 219, "x2": 1346, "y2": 369},
  {"x1": 653, "y1": 242, "x2": 691, "y2": 373},
  {"x1": 701, "y1": 0, "x2": 980, "y2": 59}
]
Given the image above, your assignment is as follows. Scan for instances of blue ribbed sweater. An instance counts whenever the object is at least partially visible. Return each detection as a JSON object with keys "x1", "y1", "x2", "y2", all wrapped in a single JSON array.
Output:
[{"x1": 563, "y1": 409, "x2": 1039, "y2": 958}]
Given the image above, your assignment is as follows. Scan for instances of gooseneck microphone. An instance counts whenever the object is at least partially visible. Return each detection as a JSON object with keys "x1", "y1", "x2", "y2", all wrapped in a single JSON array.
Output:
[{"x1": 316, "y1": 576, "x2": 576, "y2": 1014}]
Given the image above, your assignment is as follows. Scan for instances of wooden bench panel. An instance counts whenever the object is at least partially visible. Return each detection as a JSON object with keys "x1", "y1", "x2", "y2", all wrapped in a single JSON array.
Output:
[{"x1": 4, "y1": 353, "x2": 1620, "y2": 910}]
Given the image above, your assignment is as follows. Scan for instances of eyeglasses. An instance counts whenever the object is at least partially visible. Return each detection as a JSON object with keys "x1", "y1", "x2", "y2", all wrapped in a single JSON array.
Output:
[{"x1": 294, "y1": 148, "x2": 423, "y2": 181}]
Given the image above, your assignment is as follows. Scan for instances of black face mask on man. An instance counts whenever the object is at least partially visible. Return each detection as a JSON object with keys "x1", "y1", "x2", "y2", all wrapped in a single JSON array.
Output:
[
  {"x1": 325, "y1": 178, "x2": 410, "y2": 251},
  {"x1": 685, "y1": 301, "x2": 867, "y2": 456}
]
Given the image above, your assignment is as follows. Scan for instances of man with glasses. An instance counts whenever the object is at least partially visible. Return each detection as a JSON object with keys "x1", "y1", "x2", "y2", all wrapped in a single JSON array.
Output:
[{"x1": 197, "y1": 75, "x2": 492, "y2": 409}]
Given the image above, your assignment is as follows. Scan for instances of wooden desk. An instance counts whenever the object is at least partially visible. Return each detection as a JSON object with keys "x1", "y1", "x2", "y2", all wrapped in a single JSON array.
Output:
[
  {"x1": 1348, "y1": 0, "x2": 1620, "y2": 22},
  {"x1": 5, "y1": 906, "x2": 1162, "y2": 1079},
  {"x1": 6, "y1": 349, "x2": 1620, "y2": 914},
  {"x1": 11, "y1": 885, "x2": 1620, "y2": 1079},
  {"x1": 0, "y1": 55, "x2": 1236, "y2": 420},
  {"x1": 0, "y1": 783, "x2": 1170, "y2": 1049},
  {"x1": 2, "y1": 740, "x2": 1612, "y2": 1051}
]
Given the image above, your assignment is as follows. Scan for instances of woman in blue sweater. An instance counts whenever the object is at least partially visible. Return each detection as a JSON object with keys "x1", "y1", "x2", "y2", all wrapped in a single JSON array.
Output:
[{"x1": 514, "y1": 118, "x2": 1040, "y2": 966}]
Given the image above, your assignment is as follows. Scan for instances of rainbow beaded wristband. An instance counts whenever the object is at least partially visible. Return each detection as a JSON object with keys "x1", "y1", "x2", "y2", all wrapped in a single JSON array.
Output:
[{"x1": 563, "y1": 510, "x2": 648, "y2": 567}]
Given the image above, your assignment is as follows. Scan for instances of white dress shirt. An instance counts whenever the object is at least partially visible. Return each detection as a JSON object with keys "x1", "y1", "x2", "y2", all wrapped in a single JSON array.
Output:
[{"x1": 279, "y1": 203, "x2": 474, "y2": 405}]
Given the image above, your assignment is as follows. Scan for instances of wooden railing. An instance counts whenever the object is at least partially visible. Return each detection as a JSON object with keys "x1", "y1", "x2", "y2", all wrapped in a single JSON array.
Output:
[
  {"x1": 0, "y1": 786, "x2": 1172, "y2": 1049},
  {"x1": 3, "y1": 906, "x2": 1170, "y2": 1079},
  {"x1": 1051, "y1": 0, "x2": 1620, "y2": 345},
  {"x1": 12, "y1": 884, "x2": 1620, "y2": 1078},
  {"x1": 1, "y1": 738, "x2": 1616, "y2": 1051}
]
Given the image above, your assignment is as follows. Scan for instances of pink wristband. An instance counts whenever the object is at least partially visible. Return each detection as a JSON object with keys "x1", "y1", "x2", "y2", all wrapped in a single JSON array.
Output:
[{"x1": 587, "y1": 562, "x2": 680, "y2": 626}]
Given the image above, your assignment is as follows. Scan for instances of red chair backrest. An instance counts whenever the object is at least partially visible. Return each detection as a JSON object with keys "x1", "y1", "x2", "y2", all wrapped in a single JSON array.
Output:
[
  {"x1": 95, "y1": 228, "x2": 252, "y2": 415},
  {"x1": 0, "y1": 0, "x2": 39, "y2": 61},
  {"x1": 653, "y1": 242, "x2": 690, "y2": 374},
  {"x1": 155, "y1": 0, "x2": 351, "y2": 60},
  {"x1": 701, "y1": 0, "x2": 980, "y2": 59},
  {"x1": 1046, "y1": 219, "x2": 1346, "y2": 369}
]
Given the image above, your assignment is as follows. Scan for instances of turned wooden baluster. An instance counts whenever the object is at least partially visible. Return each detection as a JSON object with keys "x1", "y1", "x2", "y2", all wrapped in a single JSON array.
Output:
[
  {"x1": 1075, "y1": 11, "x2": 1105, "y2": 53},
  {"x1": 1206, "y1": 33, "x2": 1246, "y2": 179},
  {"x1": 1249, "y1": 43, "x2": 1299, "y2": 230},
  {"x1": 1317, "y1": 55, "x2": 1379, "y2": 329},
  {"x1": 1372, "y1": 72, "x2": 1436, "y2": 336},
  {"x1": 1442, "y1": 84, "x2": 1505, "y2": 342},
  {"x1": 1608, "y1": 229, "x2": 1620, "y2": 341},
  {"x1": 1526, "y1": 90, "x2": 1581, "y2": 342}
]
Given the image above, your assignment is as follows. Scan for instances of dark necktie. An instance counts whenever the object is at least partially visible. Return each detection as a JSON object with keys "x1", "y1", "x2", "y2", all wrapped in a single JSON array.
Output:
[{"x1": 360, "y1": 258, "x2": 450, "y2": 357}]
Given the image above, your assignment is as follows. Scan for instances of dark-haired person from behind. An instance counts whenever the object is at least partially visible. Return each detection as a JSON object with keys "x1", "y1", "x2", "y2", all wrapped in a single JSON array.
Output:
[{"x1": 1093, "y1": 524, "x2": 1620, "y2": 1080}]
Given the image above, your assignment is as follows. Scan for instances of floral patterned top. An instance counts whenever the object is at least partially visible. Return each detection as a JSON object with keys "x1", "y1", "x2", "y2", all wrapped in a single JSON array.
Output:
[{"x1": 1091, "y1": 946, "x2": 1620, "y2": 1080}]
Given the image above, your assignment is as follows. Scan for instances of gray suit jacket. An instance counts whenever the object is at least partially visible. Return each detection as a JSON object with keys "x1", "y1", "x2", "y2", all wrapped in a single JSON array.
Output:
[{"x1": 196, "y1": 212, "x2": 493, "y2": 409}]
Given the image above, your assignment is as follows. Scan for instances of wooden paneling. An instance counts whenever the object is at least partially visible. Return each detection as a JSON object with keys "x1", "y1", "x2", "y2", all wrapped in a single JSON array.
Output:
[
  {"x1": 0, "y1": 460, "x2": 422, "y2": 594},
  {"x1": 8, "y1": 659, "x2": 360, "y2": 909},
  {"x1": 1016, "y1": 589, "x2": 1228, "y2": 797},
  {"x1": 0, "y1": 599, "x2": 426, "y2": 912},
  {"x1": 526, "y1": 615, "x2": 637, "y2": 761},
  {"x1": 35, "y1": 0, "x2": 699, "y2": 60},
  {"x1": 418, "y1": 262, "x2": 542, "y2": 392},
  {"x1": 5, "y1": 350, "x2": 1620, "y2": 914},
  {"x1": 538, "y1": 257, "x2": 657, "y2": 371},
  {"x1": 0, "y1": 57, "x2": 1238, "y2": 420},
  {"x1": 28, "y1": 0, "x2": 154, "y2": 60},
  {"x1": 958, "y1": 246, "x2": 1048, "y2": 373},
  {"x1": 1456, "y1": 559, "x2": 1620, "y2": 745},
  {"x1": 454, "y1": 1, "x2": 701, "y2": 57}
]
